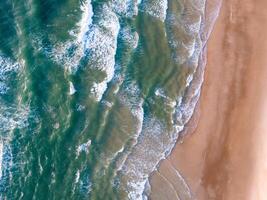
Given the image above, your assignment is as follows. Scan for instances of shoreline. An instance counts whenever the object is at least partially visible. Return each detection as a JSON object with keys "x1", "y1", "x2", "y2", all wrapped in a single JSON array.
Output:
[{"x1": 150, "y1": 0, "x2": 267, "y2": 199}]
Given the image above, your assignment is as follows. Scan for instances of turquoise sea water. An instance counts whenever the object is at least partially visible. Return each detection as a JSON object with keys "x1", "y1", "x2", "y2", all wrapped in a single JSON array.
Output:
[{"x1": 0, "y1": 0, "x2": 220, "y2": 199}]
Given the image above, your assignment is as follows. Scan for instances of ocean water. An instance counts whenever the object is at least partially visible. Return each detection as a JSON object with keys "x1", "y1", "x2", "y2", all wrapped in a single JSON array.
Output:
[{"x1": 0, "y1": 0, "x2": 220, "y2": 199}]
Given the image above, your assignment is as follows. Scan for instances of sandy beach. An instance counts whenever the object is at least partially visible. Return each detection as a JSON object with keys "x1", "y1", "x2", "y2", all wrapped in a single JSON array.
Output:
[{"x1": 150, "y1": 0, "x2": 267, "y2": 199}]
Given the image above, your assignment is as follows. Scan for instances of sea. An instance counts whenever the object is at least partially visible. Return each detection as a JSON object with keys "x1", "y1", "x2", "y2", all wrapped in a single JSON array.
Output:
[{"x1": 0, "y1": 0, "x2": 221, "y2": 199}]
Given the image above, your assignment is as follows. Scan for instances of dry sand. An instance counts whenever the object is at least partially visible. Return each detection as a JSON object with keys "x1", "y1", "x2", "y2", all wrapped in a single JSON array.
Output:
[{"x1": 150, "y1": 0, "x2": 267, "y2": 199}]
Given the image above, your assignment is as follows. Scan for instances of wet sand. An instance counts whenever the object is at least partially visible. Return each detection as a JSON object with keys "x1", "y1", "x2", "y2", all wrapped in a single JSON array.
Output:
[{"x1": 150, "y1": 0, "x2": 267, "y2": 199}]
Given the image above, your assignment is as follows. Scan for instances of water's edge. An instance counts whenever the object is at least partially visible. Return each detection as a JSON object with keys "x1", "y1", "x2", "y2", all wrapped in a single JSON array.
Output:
[{"x1": 147, "y1": 0, "x2": 223, "y2": 198}]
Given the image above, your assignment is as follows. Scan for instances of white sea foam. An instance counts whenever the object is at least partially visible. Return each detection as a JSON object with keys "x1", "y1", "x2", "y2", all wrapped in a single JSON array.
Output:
[
  {"x1": 0, "y1": 82, "x2": 8, "y2": 94},
  {"x1": 0, "y1": 105, "x2": 32, "y2": 134},
  {"x1": 0, "y1": 143, "x2": 13, "y2": 191},
  {"x1": 90, "y1": 82, "x2": 108, "y2": 102},
  {"x1": 119, "y1": 118, "x2": 179, "y2": 200},
  {"x1": 131, "y1": 100, "x2": 144, "y2": 140},
  {"x1": 48, "y1": 2, "x2": 140, "y2": 102},
  {"x1": 119, "y1": 82, "x2": 141, "y2": 106},
  {"x1": 113, "y1": 150, "x2": 126, "y2": 172},
  {"x1": 0, "y1": 141, "x2": 3, "y2": 179},
  {"x1": 44, "y1": 0, "x2": 94, "y2": 73},
  {"x1": 113, "y1": 83, "x2": 144, "y2": 174},
  {"x1": 47, "y1": 41, "x2": 82, "y2": 73},
  {"x1": 77, "y1": 0, "x2": 94, "y2": 45},
  {"x1": 38, "y1": 156, "x2": 43, "y2": 174},
  {"x1": 155, "y1": 88, "x2": 177, "y2": 108},
  {"x1": 119, "y1": 82, "x2": 144, "y2": 142},
  {"x1": 0, "y1": 56, "x2": 20, "y2": 76},
  {"x1": 84, "y1": 4, "x2": 120, "y2": 101},
  {"x1": 69, "y1": 81, "x2": 76, "y2": 95},
  {"x1": 140, "y1": 0, "x2": 168, "y2": 22},
  {"x1": 111, "y1": 0, "x2": 139, "y2": 17},
  {"x1": 77, "y1": 139, "x2": 91, "y2": 156},
  {"x1": 186, "y1": 74, "x2": 194, "y2": 87},
  {"x1": 155, "y1": 88, "x2": 166, "y2": 98},
  {"x1": 102, "y1": 100, "x2": 113, "y2": 108},
  {"x1": 75, "y1": 170, "x2": 81, "y2": 184},
  {"x1": 0, "y1": 53, "x2": 37, "y2": 196},
  {"x1": 0, "y1": 55, "x2": 21, "y2": 94},
  {"x1": 119, "y1": 27, "x2": 139, "y2": 49},
  {"x1": 165, "y1": 0, "x2": 205, "y2": 65},
  {"x1": 49, "y1": 2, "x2": 120, "y2": 101},
  {"x1": 113, "y1": 102, "x2": 144, "y2": 172},
  {"x1": 0, "y1": 106, "x2": 36, "y2": 188}
]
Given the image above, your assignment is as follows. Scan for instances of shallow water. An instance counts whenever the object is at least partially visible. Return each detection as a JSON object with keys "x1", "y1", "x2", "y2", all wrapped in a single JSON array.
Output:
[{"x1": 0, "y1": 0, "x2": 219, "y2": 199}]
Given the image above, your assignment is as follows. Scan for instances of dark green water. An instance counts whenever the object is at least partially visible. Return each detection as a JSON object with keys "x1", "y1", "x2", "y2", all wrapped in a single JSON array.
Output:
[{"x1": 0, "y1": 0, "x2": 219, "y2": 199}]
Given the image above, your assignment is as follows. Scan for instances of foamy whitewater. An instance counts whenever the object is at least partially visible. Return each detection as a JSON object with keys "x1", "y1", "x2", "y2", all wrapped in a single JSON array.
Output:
[{"x1": 0, "y1": 0, "x2": 221, "y2": 199}]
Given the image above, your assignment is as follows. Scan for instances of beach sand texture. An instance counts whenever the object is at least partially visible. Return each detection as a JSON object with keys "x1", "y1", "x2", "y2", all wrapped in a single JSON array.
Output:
[{"x1": 150, "y1": 0, "x2": 267, "y2": 199}]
